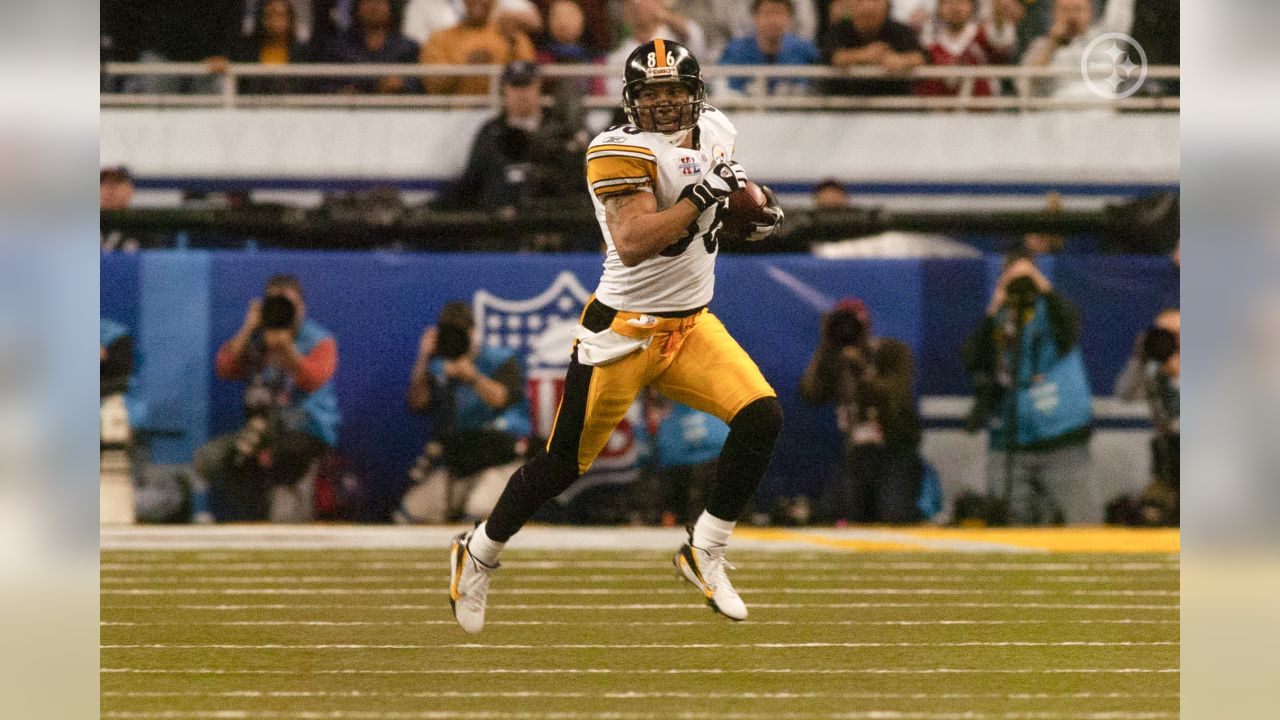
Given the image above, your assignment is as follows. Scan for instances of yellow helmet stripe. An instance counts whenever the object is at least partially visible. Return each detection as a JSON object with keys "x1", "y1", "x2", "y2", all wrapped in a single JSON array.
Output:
[{"x1": 654, "y1": 39, "x2": 667, "y2": 68}]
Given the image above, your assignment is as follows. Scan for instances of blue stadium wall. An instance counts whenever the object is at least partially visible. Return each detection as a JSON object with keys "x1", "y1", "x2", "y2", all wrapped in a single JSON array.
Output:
[{"x1": 101, "y1": 251, "x2": 1178, "y2": 519}]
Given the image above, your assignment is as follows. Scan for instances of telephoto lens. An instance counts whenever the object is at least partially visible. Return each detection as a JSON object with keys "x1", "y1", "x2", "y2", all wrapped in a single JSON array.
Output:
[{"x1": 261, "y1": 295, "x2": 296, "y2": 329}]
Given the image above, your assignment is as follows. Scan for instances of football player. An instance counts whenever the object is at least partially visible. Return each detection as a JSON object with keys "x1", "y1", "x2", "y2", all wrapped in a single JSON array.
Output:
[{"x1": 450, "y1": 39, "x2": 785, "y2": 633}]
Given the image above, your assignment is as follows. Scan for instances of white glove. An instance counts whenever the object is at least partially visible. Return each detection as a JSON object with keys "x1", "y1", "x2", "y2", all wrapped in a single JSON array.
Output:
[
  {"x1": 686, "y1": 160, "x2": 749, "y2": 212},
  {"x1": 745, "y1": 184, "x2": 784, "y2": 242}
]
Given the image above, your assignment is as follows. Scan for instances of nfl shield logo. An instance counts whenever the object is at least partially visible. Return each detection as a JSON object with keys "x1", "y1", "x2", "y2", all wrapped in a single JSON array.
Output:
[
  {"x1": 468, "y1": 271, "x2": 640, "y2": 484},
  {"x1": 473, "y1": 271, "x2": 589, "y2": 437},
  {"x1": 678, "y1": 155, "x2": 700, "y2": 176},
  {"x1": 470, "y1": 272, "x2": 641, "y2": 483}
]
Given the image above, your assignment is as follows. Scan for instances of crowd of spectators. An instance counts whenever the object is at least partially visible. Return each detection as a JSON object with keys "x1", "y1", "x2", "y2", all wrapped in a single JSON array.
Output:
[{"x1": 101, "y1": 0, "x2": 1177, "y2": 99}]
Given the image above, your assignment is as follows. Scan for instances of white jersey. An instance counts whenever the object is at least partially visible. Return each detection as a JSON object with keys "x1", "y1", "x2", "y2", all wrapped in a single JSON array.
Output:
[{"x1": 585, "y1": 106, "x2": 738, "y2": 313}]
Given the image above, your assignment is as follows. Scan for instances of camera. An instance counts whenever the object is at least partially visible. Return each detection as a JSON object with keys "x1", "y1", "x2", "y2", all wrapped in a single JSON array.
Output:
[
  {"x1": 1004, "y1": 276, "x2": 1040, "y2": 310},
  {"x1": 1142, "y1": 326, "x2": 1178, "y2": 364},
  {"x1": 261, "y1": 295, "x2": 296, "y2": 330},
  {"x1": 825, "y1": 307, "x2": 867, "y2": 348},
  {"x1": 436, "y1": 322, "x2": 472, "y2": 360}
]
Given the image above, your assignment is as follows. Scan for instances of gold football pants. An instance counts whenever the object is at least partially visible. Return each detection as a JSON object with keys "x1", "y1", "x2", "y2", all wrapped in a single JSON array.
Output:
[{"x1": 547, "y1": 298, "x2": 776, "y2": 474}]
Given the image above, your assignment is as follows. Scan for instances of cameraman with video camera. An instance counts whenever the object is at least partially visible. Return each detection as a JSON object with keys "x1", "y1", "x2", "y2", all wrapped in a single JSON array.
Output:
[
  {"x1": 194, "y1": 275, "x2": 340, "y2": 522},
  {"x1": 962, "y1": 253, "x2": 1095, "y2": 525},
  {"x1": 1114, "y1": 308, "x2": 1179, "y2": 523},
  {"x1": 396, "y1": 302, "x2": 531, "y2": 524},
  {"x1": 799, "y1": 298, "x2": 923, "y2": 524}
]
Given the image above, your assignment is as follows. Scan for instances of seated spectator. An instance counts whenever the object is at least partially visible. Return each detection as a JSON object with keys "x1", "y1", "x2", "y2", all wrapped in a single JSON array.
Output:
[
  {"x1": 208, "y1": 0, "x2": 316, "y2": 95},
  {"x1": 233, "y1": 0, "x2": 319, "y2": 45},
  {"x1": 720, "y1": 0, "x2": 821, "y2": 96},
  {"x1": 403, "y1": 0, "x2": 543, "y2": 47},
  {"x1": 962, "y1": 253, "x2": 1097, "y2": 525},
  {"x1": 324, "y1": 0, "x2": 421, "y2": 94},
  {"x1": 431, "y1": 61, "x2": 589, "y2": 214},
  {"x1": 100, "y1": 166, "x2": 150, "y2": 253},
  {"x1": 396, "y1": 302, "x2": 531, "y2": 523},
  {"x1": 1114, "y1": 308, "x2": 1179, "y2": 522},
  {"x1": 813, "y1": 177, "x2": 850, "y2": 208},
  {"x1": 533, "y1": 0, "x2": 617, "y2": 55},
  {"x1": 604, "y1": 0, "x2": 708, "y2": 98},
  {"x1": 632, "y1": 390, "x2": 730, "y2": 526},
  {"x1": 195, "y1": 274, "x2": 340, "y2": 522},
  {"x1": 1019, "y1": 191, "x2": 1065, "y2": 255},
  {"x1": 671, "y1": 0, "x2": 754, "y2": 61},
  {"x1": 820, "y1": 0, "x2": 926, "y2": 96},
  {"x1": 535, "y1": 0, "x2": 606, "y2": 97},
  {"x1": 799, "y1": 299, "x2": 923, "y2": 523},
  {"x1": 421, "y1": 0, "x2": 537, "y2": 95},
  {"x1": 916, "y1": 0, "x2": 1014, "y2": 97},
  {"x1": 1019, "y1": 0, "x2": 1099, "y2": 99}
]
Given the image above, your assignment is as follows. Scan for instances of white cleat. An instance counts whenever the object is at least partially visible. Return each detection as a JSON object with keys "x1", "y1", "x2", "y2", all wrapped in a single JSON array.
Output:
[
  {"x1": 673, "y1": 529, "x2": 748, "y2": 621},
  {"x1": 449, "y1": 530, "x2": 498, "y2": 634}
]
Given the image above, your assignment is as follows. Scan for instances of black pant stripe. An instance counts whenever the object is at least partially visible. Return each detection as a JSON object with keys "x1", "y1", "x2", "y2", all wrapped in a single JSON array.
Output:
[{"x1": 546, "y1": 346, "x2": 596, "y2": 465}]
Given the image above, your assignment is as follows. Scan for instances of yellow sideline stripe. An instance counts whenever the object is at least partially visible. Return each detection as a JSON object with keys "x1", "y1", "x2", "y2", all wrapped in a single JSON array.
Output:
[
  {"x1": 900, "y1": 527, "x2": 1181, "y2": 554},
  {"x1": 734, "y1": 527, "x2": 1181, "y2": 554}
]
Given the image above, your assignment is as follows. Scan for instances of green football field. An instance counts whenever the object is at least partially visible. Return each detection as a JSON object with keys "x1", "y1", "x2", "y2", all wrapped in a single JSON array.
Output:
[{"x1": 101, "y1": 527, "x2": 1179, "y2": 720}]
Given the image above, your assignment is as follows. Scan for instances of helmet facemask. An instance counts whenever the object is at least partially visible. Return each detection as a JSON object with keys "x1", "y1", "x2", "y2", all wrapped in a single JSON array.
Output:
[{"x1": 623, "y1": 77, "x2": 705, "y2": 136}]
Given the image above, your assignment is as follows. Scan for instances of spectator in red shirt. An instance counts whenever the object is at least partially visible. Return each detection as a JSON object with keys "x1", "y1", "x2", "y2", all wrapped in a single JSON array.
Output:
[
  {"x1": 916, "y1": 0, "x2": 1015, "y2": 97},
  {"x1": 195, "y1": 274, "x2": 341, "y2": 522}
]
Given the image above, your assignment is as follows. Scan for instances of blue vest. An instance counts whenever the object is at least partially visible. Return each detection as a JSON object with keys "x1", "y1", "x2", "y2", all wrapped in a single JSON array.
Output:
[
  {"x1": 987, "y1": 297, "x2": 1092, "y2": 449},
  {"x1": 429, "y1": 345, "x2": 532, "y2": 438},
  {"x1": 254, "y1": 319, "x2": 341, "y2": 445}
]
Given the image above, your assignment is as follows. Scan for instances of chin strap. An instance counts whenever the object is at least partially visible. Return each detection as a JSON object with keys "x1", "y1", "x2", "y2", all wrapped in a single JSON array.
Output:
[{"x1": 658, "y1": 128, "x2": 692, "y2": 145}]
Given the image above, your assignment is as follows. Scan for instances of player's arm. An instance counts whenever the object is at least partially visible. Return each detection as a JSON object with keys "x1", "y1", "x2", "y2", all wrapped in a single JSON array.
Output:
[
  {"x1": 604, "y1": 191, "x2": 700, "y2": 267},
  {"x1": 606, "y1": 159, "x2": 750, "y2": 266}
]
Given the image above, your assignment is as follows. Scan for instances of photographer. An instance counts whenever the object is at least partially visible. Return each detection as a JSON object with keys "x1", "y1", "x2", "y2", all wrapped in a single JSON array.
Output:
[
  {"x1": 799, "y1": 298, "x2": 922, "y2": 523},
  {"x1": 194, "y1": 275, "x2": 340, "y2": 522},
  {"x1": 961, "y1": 253, "x2": 1095, "y2": 525},
  {"x1": 396, "y1": 302, "x2": 531, "y2": 524},
  {"x1": 1114, "y1": 308, "x2": 1179, "y2": 522}
]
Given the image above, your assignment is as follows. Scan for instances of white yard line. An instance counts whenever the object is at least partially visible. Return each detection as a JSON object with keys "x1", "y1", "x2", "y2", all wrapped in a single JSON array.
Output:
[
  {"x1": 100, "y1": 602, "x2": 1181, "y2": 610},
  {"x1": 99, "y1": 574, "x2": 1179, "y2": 585},
  {"x1": 101, "y1": 619, "x2": 1177, "y2": 627},
  {"x1": 98, "y1": 588, "x2": 1180, "y2": 597},
  {"x1": 101, "y1": 641, "x2": 1178, "y2": 650},
  {"x1": 97, "y1": 707, "x2": 1177, "y2": 712},
  {"x1": 100, "y1": 561, "x2": 1179, "y2": 572},
  {"x1": 102, "y1": 690, "x2": 1178, "y2": 701},
  {"x1": 101, "y1": 667, "x2": 1180, "y2": 675}
]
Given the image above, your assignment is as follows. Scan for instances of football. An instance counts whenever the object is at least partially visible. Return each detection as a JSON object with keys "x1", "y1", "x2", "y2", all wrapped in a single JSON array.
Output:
[{"x1": 720, "y1": 181, "x2": 771, "y2": 240}]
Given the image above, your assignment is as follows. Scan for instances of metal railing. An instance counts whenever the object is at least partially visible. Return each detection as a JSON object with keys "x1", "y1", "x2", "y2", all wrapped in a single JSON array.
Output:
[{"x1": 101, "y1": 62, "x2": 1180, "y2": 113}]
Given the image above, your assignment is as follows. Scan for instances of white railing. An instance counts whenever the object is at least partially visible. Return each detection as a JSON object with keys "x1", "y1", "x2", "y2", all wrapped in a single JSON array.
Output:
[{"x1": 100, "y1": 62, "x2": 1181, "y2": 112}]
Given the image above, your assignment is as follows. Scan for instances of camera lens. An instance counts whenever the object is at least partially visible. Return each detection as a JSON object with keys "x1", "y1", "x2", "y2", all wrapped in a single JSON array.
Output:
[{"x1": 261, "y1": 295, "x2": 296, "y2": 329}]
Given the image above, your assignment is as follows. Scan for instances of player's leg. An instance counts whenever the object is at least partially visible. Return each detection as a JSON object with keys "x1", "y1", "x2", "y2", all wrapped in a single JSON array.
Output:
[
  {"x1": 450, "y1": 343, "x2": 651, "y2": 633},
  {"x1": 654, "y1": 312, "x2": 782, "y2": 620}
]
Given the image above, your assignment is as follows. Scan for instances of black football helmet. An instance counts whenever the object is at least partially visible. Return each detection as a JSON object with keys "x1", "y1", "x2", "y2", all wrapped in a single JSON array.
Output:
[{"x1": 622, "y1": 39, "x2": 706, "y2": 134}]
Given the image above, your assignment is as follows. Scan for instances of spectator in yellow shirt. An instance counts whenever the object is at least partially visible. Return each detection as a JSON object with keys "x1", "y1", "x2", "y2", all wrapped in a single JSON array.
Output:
[{"x1": 421, "y1": 0, "x2": 537, "y2": 94}]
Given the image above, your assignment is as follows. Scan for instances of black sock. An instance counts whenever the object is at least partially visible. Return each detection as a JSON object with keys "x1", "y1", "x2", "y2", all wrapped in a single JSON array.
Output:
[
  {"x1": 706, "y1": 396, "x2": 783, "y2": 521},
  {"x1": 484, "y1": 451, "x2": 580, "y2": 542}
]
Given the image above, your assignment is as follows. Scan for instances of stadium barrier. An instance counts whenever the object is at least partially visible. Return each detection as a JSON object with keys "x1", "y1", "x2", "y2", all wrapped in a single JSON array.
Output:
[
  {"x1": 102, "y1": 250, "x2": 1176, "y2": 520},
  {"x1": 101, "y1": 62, "x2": 1181, "y2": 112}
]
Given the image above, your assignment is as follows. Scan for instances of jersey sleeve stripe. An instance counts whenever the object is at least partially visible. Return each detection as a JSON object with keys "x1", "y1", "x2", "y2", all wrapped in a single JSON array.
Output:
[
  {"x1": 591, "y1": 176, "x2": 652, "y2": 190},
  {"x1": 586, "y1": 150, "x2": 659, "y2": 163},
  {"x1": 594, "y1": 184, "x2": 651, "y2": 199},
  {"x1": 587, "y1": 144, "x2": 656, "y2": 157}
]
